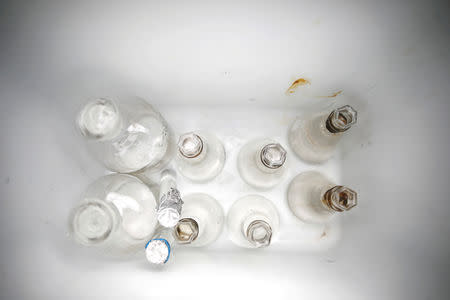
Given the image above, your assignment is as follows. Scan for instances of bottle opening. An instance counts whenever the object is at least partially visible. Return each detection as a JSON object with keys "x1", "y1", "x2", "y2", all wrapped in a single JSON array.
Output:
[
  {"x1": 174, "y1": 218, "x2": 199, "y2": 244},
  {"x1": 177, "y1": 132, "x2": 203, "y2": 158},
  {"x1": 325, "y1": 105, "x2": 357, "y2": 133},
  {"x1": 246, "y1": 220, "x2": 272, "y2": 248},
  {"x1": 260, "y1": 143, "x2": 287, "y2": 169},
  {"x1": 322, "y1": 185, "x2": 358, "y2": 212}
]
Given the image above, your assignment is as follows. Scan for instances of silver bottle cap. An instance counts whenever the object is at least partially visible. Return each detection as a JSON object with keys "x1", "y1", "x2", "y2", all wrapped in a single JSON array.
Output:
[{"x1": 157, "y1": 188, "x2": 184, "y2": 228}]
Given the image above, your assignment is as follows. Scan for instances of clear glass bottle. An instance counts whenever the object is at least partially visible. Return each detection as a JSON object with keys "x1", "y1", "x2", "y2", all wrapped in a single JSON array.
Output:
[
  {"x1": 77, "y1": 97, "x2": 174, "y2": 173},
  {"x1": 175, "y1": 131, "x2": 225, "y2": 182},
  {"x1": 156, "y1": 169, "x2": 183, "y2": 228},
  {"x1": 145, "y1": 226, "x2": 175, "y2": 265},
  {"x1": 287, "y1": 171, "x2": 357, "y2": 224},
  {"x1": 237, "y1": 138, "x2": 287, "y2": 189},
  {"x1": 288, "y1": 105, "x2": 357, "y2": 163},
  {"x1": 227, "y1": 195, "x2": 280, "y2": 249},
  {"x1": 173, "y1": 193, "x2": 224, "y2": 247},
  {"x1": 69, "y1": 174, "x2": 158, "y2": 255}
]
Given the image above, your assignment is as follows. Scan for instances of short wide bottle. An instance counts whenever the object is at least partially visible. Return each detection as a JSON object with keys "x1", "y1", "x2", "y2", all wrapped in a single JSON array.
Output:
[
  {"x1": 69, "y1": 174, "x2": 158, "y2": 255},
  {"x1": 227, "y1": 195, "x2": 279, "y2": 248},
  {"x1": 288, "y1": 105, "x2": 357, "y2": 163},
  {"x1": 175, "y1": 131, "x2": 225, "y2": 182},
  {"x1": 174, "y1": 193, "x2": 224, "y2": 247},
  {"x1": 237, "y1": 138, "x2": 287, "y2": 189},
  {"x1": 287, "y1": 171, "x2": 357, "y2": 224},
  {"x1": 77, "y1": 97, "x2": 174, "y2": 173}
]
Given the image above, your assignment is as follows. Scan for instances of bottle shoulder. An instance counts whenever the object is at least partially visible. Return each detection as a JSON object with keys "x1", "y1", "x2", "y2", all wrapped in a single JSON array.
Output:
[
  {"x1": 180, "y1": 193, "x2": 224, "y2": 247},
  {"x1": 287, "y1": 171, "x2": 335, "y2": 224}
]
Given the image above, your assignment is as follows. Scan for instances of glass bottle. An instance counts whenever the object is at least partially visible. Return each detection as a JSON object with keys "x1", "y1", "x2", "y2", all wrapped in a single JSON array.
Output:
[
  {"x1": 288, "y1": 105, "x2": 357, "y2": 163},
  {"x1": 173, "y1": 193, "x2": 224, "y2": 247},
  {"x1": 237, "y1": 138, "x2": 287, "y2": 189},
  {"x1": 287, "y1": 171, "x2": 357, "y2": 224},
  {"x1": 156, "y1": 169, "x2": 183, "y2": 228},
  {"x1": 175, "y1": 131, "x2": 225, "y2": 182},
  {"x1": 69, "y1": 174, "x2": 158, "y2": 255},
  {"x1": 77, "y1": 97, "x2": 174, "y2": 173},
  {"x1": 227, "y1": 195, "x2": 280, "y2": 249},
  {"x1": 145, "y1": 226, "x2": 175, "y2": 265}
]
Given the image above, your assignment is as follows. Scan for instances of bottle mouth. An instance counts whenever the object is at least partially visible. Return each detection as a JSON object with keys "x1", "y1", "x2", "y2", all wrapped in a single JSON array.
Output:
[
  {"x1": 325, "y1": 105, "x2": 357, "y2": 133},
  {"x1": 77, "y1": 98, "x2": 121, "y2": 139},
  {"x1": 246, "y1": 220, "x2": 272, "y2": 248},
  {"x1": 70, "y1": 200, "x2": 116, "y2": 246},
  {"x1": 177, "y1": 133, "x2": 203, "y2": 158},
  {"x1": 145, "y1": 238, "x2": 171, "y2": 264},
  {"x1": 322, "y1": 185, "x2": 358, "y2": 212},
  {"x1": 174, "y1": 218, "x2": 199, "y2": 244},
  {"x1": 260, "y1": 143, "x2": 287, "y2": 169}
]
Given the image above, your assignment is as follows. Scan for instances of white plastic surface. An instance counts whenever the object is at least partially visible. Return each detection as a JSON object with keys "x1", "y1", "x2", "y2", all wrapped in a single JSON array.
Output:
[{"x1": 1, "y1": 1, "x2": 449, "y2": 299}]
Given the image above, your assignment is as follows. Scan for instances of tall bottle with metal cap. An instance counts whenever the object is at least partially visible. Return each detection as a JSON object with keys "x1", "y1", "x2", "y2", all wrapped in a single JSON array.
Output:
[
  {"x1": 227, "y1": 195, "x2": 279, "y2": 249},
  {"x1": 69, "y1": 174, "x2": 158, "y2": 255},
  {"x1": 145, "y1": 169, "x2": 183, "y2": 265},
  {"x1": 237, "y1": 138, "x2": 287, "y2": 189},
  {"x1": 287, "y1": 171, "x2": 357, "y2": 224},
  {"x1": 175, "y1": 131, "x2": 225, "y2": 182},
  {"x1": 288, "y1": 105, "x2": 357, "y2": 163},
  {"x1": 173, "y1": 193, "x2": 224, "y2": 247},
  {"x1": 77, "y1": 97, "x2": 174, "y2": 173}
]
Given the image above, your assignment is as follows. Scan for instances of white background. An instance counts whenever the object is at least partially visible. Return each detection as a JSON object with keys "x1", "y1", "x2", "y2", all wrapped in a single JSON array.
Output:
[{"x1": 1, "y1": 0, "x2": 449, "y2": 299}]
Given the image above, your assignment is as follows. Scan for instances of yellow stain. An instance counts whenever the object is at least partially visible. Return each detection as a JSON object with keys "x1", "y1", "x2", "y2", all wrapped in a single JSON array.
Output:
[{"x1": 286, "y1": 78, "x2": 311, "y2": 95}]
